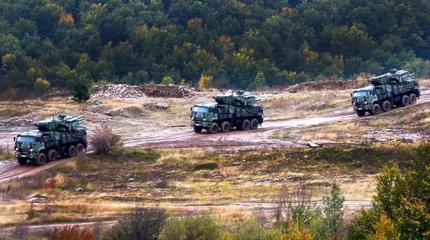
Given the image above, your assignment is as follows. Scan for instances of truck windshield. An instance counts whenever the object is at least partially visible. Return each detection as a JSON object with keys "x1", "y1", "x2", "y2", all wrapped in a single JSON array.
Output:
[
  {"x1": 193, "y1": 106, "x2": 209, "y2": 113},
  {"x1": 16, "y1": 136, "x2": 35, "y2": 143},
  {"x1": 353, "y1": 91, "x2": 369, "y2": 97}
]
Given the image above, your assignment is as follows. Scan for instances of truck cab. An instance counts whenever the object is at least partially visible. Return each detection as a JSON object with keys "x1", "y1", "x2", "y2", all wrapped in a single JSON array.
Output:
[
  {"x1": 15, "y1": 132, "x2": 46, "y2": 165},
  {"x1": 352, "y1": 86, "x2": 378, "y2": 115},
  {"x1": 190, "y1": 104, "x2": 219, "y2": 133}
]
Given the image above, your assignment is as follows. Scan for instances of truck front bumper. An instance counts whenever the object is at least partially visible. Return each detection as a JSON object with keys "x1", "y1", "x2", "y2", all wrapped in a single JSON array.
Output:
[
  {"x1": 192, "y1": 121, "x2": 210, "y2": 128},
  {"x1": 353, "y1": 104, "x2": 371, "y2": 111},
  {"x1": 16, "y1": 151, "x2": 37, "y2": 159}
]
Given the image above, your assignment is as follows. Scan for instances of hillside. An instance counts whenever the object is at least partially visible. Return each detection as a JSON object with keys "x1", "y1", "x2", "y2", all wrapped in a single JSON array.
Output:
[{"x1": 1, "y1": 0, "x2": 430, "y2": 95}]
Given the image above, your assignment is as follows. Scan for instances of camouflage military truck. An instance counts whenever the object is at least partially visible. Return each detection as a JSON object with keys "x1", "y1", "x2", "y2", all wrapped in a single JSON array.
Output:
[
  {"x1": 352, "y1": 69, "x2": 420, "y2": 116},
  {"x1": 191, "y1": 91, "x2": 263, "y2": 133},
  {"x1": 14, "y1": 114, "x2": 87, "y2": 165}
]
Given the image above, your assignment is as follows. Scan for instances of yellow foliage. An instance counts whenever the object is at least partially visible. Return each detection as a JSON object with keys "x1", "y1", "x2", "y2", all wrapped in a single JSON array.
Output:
[
  {"x1": 303, "y1": 43, "x2": 318, "y2": 64},
  {"x1": 284, "y1": 223, "x2": 314, "y2": 240},
  {"x1": 35, "y1": 77, "x2": 51, "y2": 92},
  {"x1": 2, "y1": 53, "x2": 16, "y2": 64},
  {"x1": 367, "y1": 215, "x2": 399, "y2": 240},
  {"x1": 198, "y1": 74, "x2": 213, "y2": 90},
  {"x1": 59, "y1": 13, "x2": 75, "y2": 25}
]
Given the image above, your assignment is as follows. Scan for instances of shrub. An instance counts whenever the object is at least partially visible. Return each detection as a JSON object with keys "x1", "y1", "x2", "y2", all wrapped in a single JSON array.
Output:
[
  {"x1": 90, "y1": 126, "x2": 122, "y2": 155},
  {"x1": 72, "y1": 79, "x2": 90, "y2": 102},
  {"x1": 191, "y1": 161, "x2": 218, "y2": 171},
  {"x1": 110, "y1": 207, "x2": 167, "y2": 240},
  {"x1": 49, "y1": 226, "x2": 95, "y2": 240},
  {"x1": 159, "y1": 215, "x2": 219, "y2": 240},
  {"x1": 35, "y1": 77, "x2": 51, "y2": 93},
  {"x1": 367, "y1": 215, "x2": 399, "y2": 240},
  {"x1": 161, "y1": 75, "x2": 174, "y2": 85},
  {"x1": 235, "y1": 218, "x2": 267, "y2": 240}
]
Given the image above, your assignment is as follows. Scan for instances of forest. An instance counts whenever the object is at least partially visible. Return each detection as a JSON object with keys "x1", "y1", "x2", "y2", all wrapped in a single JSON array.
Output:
[{"x1": 1, "y1": 0, "x2": 430, "y2": 93}]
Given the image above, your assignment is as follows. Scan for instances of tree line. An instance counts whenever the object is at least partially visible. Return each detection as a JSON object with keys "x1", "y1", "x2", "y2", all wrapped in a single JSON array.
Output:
[{"x1": 1, "y1": 0, "x2": 430, "y2": 95}]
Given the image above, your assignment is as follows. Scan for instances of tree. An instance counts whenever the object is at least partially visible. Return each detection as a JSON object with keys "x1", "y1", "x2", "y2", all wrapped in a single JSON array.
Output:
[
  {"x1": 322, "y1": 182, "x2": 345, "y2": 240},
  {"x1": 367, "y1": 215, "x2": 399, "y2": 240},
  {"x1": 71, "y1": 79, "x2": 90, "y2": 102},
  {"x1": 35, "y1": 77, "x2": 51, "y2": 93},
  {"x1": 249, "y1": 71, "x2": 266, "y2": 90},
  {"x1": 198, "y1": 73, "x2": 213, "y2": 90}
]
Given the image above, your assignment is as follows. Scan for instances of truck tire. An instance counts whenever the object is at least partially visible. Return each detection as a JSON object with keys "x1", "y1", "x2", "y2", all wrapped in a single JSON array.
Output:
[
  {"x1": 48, "y1": 150, "x2": 58, "y2": 161},
  {"x1": 68, "y1": 145, "x2": 77, "y2": 157},
  {"x1": 77, "y1": 143, "x2": 85, "y2": 154},
  {"x1": 241, "y1": 119, "x2": 251, "y2": 131},
  {"x1": 401, "y1": 95, "x2": 410, "y2": 106},
  {"x1": 410, "y1": 94, "x2": 417, "y2": 104},
  {"x1": 250, "y1": 119, "x2": 259, "y2": 130},
  {"x1": 382, "y1": 101, "x2": 392, "y2": 112},
  {"x1": 371, "y1": 104, "x2": 381, "y2": 115},
  {"x1": 35, "y1": 153, "x2": 47, "y2": 166},
  {"x1": 356, "y1": 111, "x2": 366, "y2": 117},
  {"x1": 209, "y1": 122, "x2": 219, "y2": 134},
  {"x1": 221, "y1": 121, "x2": 231, "y2": 133},
  {"x1": 193, "y1": 126, "x2": 203, "y2": 133},
  {"x1": 17, "y1": 158, "x2": 27, "y2": 165}
]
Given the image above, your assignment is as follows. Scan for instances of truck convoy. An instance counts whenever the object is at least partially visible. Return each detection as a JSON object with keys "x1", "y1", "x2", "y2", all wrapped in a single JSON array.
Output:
[
  {"x1": 351, "y1": 69, "x2": 420, "y2": 116},
  {"x1": 191, "y1": 91, "x2": 263, "y2": 133},
  {"x1": 14, "y1": 114, "x2": 87, "y2": 165}
]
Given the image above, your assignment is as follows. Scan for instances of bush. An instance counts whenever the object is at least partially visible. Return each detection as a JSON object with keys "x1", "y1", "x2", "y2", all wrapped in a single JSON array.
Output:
[
  {"x1": 110, "y1": 207, "x2": 167, "y2": 240},
  {"x1": 161, "y1": 75, "x2": 174, "y2": 85},
  {"x1": 72, "y1": 79, "x2": 90, "y2": 102},
  {"x1": 235, "y1": 219, "x2": 267, "y2": 240},
  {"x1": 191, "y1": 161, "x2": 219, "y2": 171},
  {"x1": 159, "y1": 215, "x2": 219, "y2": 240},
  {"x1": 199, "y1": 74, "x2": 213, "y2": 90},
  {"x1": 49, "y1": 226, "x2": 95, "y2": 240},
  {"x1": 35, "y1": 77, "x2": 51, "y2": 93},
  {"x1": 90, "y1": 126, "x2": 122, "y2": 155}
]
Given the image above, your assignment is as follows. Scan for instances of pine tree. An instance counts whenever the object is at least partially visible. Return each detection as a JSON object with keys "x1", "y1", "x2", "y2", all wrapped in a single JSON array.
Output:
[{"x1": 323, "y1": 182, "x2": 345, "y2": 240}]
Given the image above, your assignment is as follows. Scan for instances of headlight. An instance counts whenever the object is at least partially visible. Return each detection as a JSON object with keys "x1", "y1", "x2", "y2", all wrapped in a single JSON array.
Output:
[
  {"x1": 203, "y1": 118, "x2": 206, "y2": 121},
  {"x1": 30, "y1": 149, "x2": 34, "y2": 152},
  {"x1": 364, "y1": 101, "x2": 368, "y2": 104},
  {"x1": 15, "y1": 148, "x2": 18, "y2": 151}
]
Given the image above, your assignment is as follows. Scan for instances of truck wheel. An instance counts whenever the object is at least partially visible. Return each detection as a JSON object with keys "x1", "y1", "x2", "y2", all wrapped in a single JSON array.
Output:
[
  {"x1": 250, "y1": 119, "x2": 259, "y2": 130},
  {"x1": 48, "y1": 150, "x2": 58, "y2": 161},
  {"x1": 77, "y1": 143, "x2": 85, "y2": 154},
  {"x1": 410, "y1": 94, "x2": 417, "y2": 104},
  {"x1": 193, "y1": 126, "x2": 203, "y2": 133},
  {"x1": 371, "y1": 104, "x2": 381, "y2": 115},
  {"x1": 221, "y1": 121, "x2": 231, "y2": 133},
  {"x1": 356, "y1": 111, "x2": 366, "y2": 117},
  {"x1": 68, "y1": 145, "x2": 77, "y2": 157},
  {"x1": 241, "y1": 119, "x2": 251, "y2": 131},
  {"x1": 382, "y1": 101, "x2": 392, "y2": 112},
  {"x1": 208, "y1": 123, "x2": 219, "y2": 134},
  {"x1": 17, "y1": 158, "x2": 27, "y2": 165},
  {"x1": 36, "y1": 153, "x2": 47, "y2": 166},
  {"x1": 401, "y1": 95, "x2": 410, "y2": 106}
]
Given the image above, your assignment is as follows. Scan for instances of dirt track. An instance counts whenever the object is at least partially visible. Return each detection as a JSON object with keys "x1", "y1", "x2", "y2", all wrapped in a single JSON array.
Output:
[{"x1": 0, "y1": 90, "x2": 429, "y2": 183}]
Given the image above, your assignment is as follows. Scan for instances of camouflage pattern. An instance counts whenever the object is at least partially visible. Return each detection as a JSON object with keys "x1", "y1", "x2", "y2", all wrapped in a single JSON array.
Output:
[
  {"x1": 14, "y1": 114, "x2": 87, "y2": 165},
  {"x1": 191, "y1": 91, "x2": 263, "y2": 133},
  {"x1": 352, "y1": 69, "x2": 420, "y2": 116}
]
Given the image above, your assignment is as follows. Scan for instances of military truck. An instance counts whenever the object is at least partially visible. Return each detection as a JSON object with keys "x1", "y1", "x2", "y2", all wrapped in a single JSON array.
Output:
[
  {"x1": 14, "y1": 114, "x2": 87, "y2": 165},
  {"x1": 191, "y1": 91, "x2": 263, "y2": 133},
  {"x1": 352, "y1": 69, "x2": 420, "y2": 116}
]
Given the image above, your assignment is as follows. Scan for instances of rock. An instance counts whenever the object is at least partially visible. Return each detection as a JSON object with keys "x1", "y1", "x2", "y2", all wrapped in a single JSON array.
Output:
[
  {"x1": 27, "y1": 194, "x2": 48, "y2": 203},
  {"x1": 307, "y1": 142, "x2": 320, "y2": 148},
  {"x1": 75, "y1": 187, "x2": 85, "y2": 193},
  {"x1": 144, "y1": 102, "x2": 170, "y2": 110}
]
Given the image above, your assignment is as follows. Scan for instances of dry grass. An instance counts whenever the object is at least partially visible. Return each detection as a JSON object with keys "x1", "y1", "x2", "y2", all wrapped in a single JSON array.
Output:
[
  {"x1": 1, "y1": 144, "x2": 423, "y2": 227},
  {"x1": 261, "y1": 90, "x2": 351, "y2": 121}
]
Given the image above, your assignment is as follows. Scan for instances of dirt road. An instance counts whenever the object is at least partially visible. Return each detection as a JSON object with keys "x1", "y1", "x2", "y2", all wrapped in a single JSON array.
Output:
[{"x1": 1, "y1": 90, "x2": 429, "y2": 183}]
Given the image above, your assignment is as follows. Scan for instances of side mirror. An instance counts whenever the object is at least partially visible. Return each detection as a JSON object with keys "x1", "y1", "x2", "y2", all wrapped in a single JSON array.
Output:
[{"x1": 13, "y1": 137, "x2": 16, "y2": 141}]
